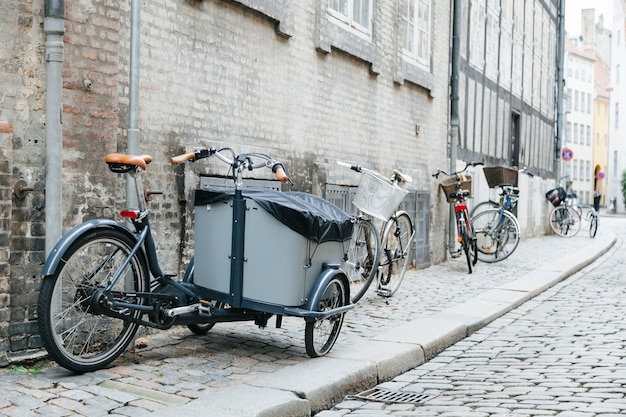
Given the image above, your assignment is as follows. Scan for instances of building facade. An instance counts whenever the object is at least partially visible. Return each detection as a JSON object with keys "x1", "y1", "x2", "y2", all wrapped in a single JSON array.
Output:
[
  {"x1": 0, "y1": 0, "x2": 563, "y2": 363},
  {"x1": 456, "y1": 0, "x2": 561, "y2": 238},
  {"x1": 608, "y1": 0, "x2": 626, "y2": 213},
  {"x1": 563, "y1": 37, "x2": 596, "y2": 204}
]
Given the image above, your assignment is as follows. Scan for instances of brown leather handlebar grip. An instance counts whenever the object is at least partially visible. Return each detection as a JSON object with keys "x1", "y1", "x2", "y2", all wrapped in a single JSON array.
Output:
[
  {"x1": 274, "y1": 166, "x2": 289, "y2": 183},
  {"x1": 170, "y1": 152, "x2": 196, "y2": 165}
]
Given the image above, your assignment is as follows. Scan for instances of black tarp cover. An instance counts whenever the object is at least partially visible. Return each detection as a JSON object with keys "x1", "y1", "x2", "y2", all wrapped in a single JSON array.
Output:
[{"x1": 195, "y1": 189, "x2": 353, "y2": 243}]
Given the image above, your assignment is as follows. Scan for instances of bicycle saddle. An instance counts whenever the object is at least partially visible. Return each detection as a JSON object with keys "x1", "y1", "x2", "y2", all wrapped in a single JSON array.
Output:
[
  {"x1": 105, "y1": 153, "x2": 153, "y2": 173},
  {"x1": 392, "y1": 169, "x2": 413, "y2": 184}
]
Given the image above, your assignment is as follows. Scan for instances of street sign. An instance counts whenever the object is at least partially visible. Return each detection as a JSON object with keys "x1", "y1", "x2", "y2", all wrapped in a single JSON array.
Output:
[
  {"x1": 597, "y1": 172, "x2": 605, "y2": 179},
  {"x1": 561, "y1": 147, "x2": 574, "y2": 162}
]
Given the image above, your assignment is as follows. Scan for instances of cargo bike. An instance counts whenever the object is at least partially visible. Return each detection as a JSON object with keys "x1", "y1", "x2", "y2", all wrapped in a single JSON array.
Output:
[{"x1": 37, "y1": 146, "x2": 355, "y2": 373}]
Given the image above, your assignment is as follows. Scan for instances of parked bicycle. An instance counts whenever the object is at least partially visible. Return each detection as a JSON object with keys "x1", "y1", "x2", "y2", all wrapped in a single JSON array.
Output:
[
  {"x1": 433, "y1": 161, "x2": 484, "y2": 273},
  {"x1": 470, "y1": 184, "x2": 521, "y2": 263},
  {"x1": 38, "y1": 146, "x2": 355, "y2": 373},
  {"x1": 337, "y1": 161, "x2": 414, "y2": 302},
  {"x1": 546, "y1": 179, "x2": 581, "y2": 237},
  {"x1": 573, "y1": 203, "x2": 599, "y2": 238}
]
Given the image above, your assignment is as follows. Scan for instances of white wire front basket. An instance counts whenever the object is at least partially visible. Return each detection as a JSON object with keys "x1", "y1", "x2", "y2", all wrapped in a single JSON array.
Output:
[{"x1": 352, "y1": 170, "x2": 408, "y2": 221}]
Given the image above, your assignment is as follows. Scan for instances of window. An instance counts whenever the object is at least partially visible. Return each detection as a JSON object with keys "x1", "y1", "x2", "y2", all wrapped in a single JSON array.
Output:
[
  {"x1": 616, "y1": 102, "x2": 620, "y2": 129},
  {"x1": 328, "y1": 0, "x2": 372, "y2": 34},
  {"x1": 401, "y1": 0, "x2": 432, "y2": 68}
]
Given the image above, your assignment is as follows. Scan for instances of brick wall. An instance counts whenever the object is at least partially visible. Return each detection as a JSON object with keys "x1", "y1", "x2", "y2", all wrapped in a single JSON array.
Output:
[{"x1": 0, "y1": 0, "x2": 454, "y2": 361}]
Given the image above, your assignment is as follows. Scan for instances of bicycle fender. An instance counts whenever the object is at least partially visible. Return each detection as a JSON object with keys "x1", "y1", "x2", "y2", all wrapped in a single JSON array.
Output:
[
  {"x1": 305, "y1": 265, "x2": 351, "y2": 311},
  {"x1": 42, "y1": 219, "x2": 139, "y2": 276}
]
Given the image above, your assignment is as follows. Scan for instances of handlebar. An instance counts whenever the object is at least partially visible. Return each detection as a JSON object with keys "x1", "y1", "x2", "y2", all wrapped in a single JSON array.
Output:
[
  {"x1": 337, "y1": 160, "x2": 412, "y2": 184},
  {"x1": 336, "y1": 160, "x2": 362, "y2": 173},
  {"x1": 171, "y1": 147, "x2": 292, "y2": 184},
  {"x1": 432, "y1": 161, "x2": 484, "y2": 179}
]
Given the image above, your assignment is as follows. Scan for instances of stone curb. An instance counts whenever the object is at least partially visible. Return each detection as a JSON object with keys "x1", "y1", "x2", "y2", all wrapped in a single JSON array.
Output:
[{"x1": 151, "y1": 230, "x2": 616, "y2": 417}]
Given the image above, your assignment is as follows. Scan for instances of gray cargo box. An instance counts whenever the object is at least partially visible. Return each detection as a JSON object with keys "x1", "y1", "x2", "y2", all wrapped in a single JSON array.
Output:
[{"x1": 193, "y1": 189, "x2": 352, "y2": 307}]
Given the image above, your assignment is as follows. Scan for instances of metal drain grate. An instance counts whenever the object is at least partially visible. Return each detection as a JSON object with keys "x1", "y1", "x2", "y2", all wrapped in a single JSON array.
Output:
[{"x1": 351, "y1": 388, "x2": 434, "y2": 404}]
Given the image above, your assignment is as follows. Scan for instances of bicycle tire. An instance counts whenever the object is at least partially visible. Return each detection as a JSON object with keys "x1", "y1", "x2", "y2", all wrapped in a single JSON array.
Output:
[
  {"x1": 37, "y1": 228, "x2": 148, "y2": 373},
  {"x1": 343, "y1": 218, "x2": 380, "y2": 303},
  {"x1": 472, "y1": 209, "x2": 520, "y2": 263},
  {"x1": 456, "y1": 211, "x2": 473, "y2": 273},
  {"x1": 589, "y1": 213, "x2": 598, "y2": 238},
  {"x1": 304, "y1": 276, "x2": 347, "y2": 357},
  {"x1": 377, "y1": 211, "x2": 414, "y2": 297},
  {"x1": 549, "y1": 206, "x2": 581, "y2": 237},
  {"x1": 470, "y1": 200, "x2": 500, "y2": 218}
]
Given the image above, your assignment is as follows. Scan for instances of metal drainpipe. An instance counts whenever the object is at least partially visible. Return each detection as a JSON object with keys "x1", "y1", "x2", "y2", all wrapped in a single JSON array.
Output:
[
  {"x1": 43, "y1": 0, "x2": 65, "y2": 257},
  {"x1": 555, "y1": 0, "x2": 566, "y2": 181},
  {"x1": 126, "y1": 0, "x2": 141, "y2": 208},
  {"x1": 448, "y1": 0, "x2": 461, "y2": 255}
]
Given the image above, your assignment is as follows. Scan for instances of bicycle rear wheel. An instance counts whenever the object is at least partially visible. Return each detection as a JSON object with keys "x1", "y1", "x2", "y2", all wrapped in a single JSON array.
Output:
[
  {"x1": 472, "y1": 209, "x2": 520, "y2": 263},
  {"x1": 470, "y1": 200, "x2": 499, "y2": 218},
  {"x1": 549, "y1": 206, "x2": 581, "y2": 237},
  {"x1": 377, "y1": 211, "x2": 414, "y2": 297},
  {"x1": 343, "y1": 218, "x2": 380, "y2": 303},
  {"x1": 37, "y1": 228, "x2": 148, "y2": 373}
]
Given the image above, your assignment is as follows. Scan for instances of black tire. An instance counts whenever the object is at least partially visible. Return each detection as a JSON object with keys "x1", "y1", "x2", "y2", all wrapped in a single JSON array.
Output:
[
  {"x1": 37, "y1": 228, "x2": 148, "y2": 373},
  {"x1": 549, "y1": 206, "x2": 581, "y2": 237},
  {"x1": 456, "y1": 211, "x2": 472, "y2": 273},
  {"x1": 377, "y1": 211, "x2": 414, "y2": 297},
  {"x1": 472, "y1": 209, "x2": 520, "y2": 263},
  {"x1": 343, "y1": 218, "x2": 380, "y2": 303},
  {"x1": 589, "y1": 213, "x2": 598, "y2": 238},
  {"x1": 304, "y1": 276, "x2": 347, "y2": 357},
  {"x1": 182, "y1": 259, "x2": 221, "y2": 335}
]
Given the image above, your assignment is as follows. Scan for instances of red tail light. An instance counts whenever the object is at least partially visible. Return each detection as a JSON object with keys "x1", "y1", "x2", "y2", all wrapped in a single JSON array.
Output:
[{"x1": 120, "y1": 209, "x2": 140, "y2": 219}]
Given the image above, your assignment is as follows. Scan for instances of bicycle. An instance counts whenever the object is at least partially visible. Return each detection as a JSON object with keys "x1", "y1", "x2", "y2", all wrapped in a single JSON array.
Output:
[
  {"x1": 337, "y1": 161, "x2": 414, "y2": 302},
  {"x1": 546, "y1": 182, "x2": 581, "y2": 237},
  {"x1": 37, "y1": 147, "x2": 355, "y2": 372},
  {"x1": 470, "y1": 184, "x2": 521, "y2": 263},
  {"x1": 432, "y1": 161, "x2": 484, "y2": 273},
  {"x1": 573, "y1": 203, "x2": 599, "y2": 238}
]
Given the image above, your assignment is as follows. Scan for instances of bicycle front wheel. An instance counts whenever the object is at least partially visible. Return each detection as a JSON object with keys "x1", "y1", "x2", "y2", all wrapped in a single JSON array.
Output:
[
  {"x1": 304, "y1": 276, "x2": 347, "y2": 357},
  {"x1": 472, "y1": 209, "x2": 520, "y2": 263},
  {"x1": 37, "y1": 228, "x2": 148, "y2": 373},
  {"x1": 343, "y1": 218, "x2": 380, "y2": 303},
  {"x1": 549, "y1": 206, "x2": 581, "y2": 237},
  {"x1": 377, "y1": 211, "x2": 414, "y2": 297}
]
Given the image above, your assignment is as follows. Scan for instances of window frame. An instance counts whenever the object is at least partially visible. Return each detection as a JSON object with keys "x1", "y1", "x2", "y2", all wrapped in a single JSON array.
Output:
[
  {"x1": 400, "y1": 0, "x2": 432, "y2": 70},
  {"x1": 327, "y1": 0, "x2": 373, "y2": 38}
]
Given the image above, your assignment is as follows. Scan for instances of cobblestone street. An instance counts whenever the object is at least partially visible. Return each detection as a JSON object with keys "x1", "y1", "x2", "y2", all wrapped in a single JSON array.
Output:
[
  {"x1": 0, "y1": 216, "x2": 618, "y2": 417},
  {"x1": 320, "y1": 216, "x2": 626, "y2": 416}
]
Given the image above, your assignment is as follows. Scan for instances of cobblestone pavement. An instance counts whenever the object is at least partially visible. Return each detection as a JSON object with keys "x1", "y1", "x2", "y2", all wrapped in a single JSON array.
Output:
[
  {"x1": 0, "y1": 216, "x2": 617, "y2": 417},
  {"x1": 318, "y1": 215, "x2": 626, "y2": 416}
]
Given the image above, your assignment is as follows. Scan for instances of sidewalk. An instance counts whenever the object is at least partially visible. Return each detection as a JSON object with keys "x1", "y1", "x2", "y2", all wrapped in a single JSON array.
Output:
[{"x1": 0, "y1": 218, "x2": 617, "y2": 417}]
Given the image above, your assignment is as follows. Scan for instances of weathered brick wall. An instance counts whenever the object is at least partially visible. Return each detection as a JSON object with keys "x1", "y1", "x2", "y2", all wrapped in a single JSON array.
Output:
[
  {"x1": 0, "y1": 1, "x2": 48, "y2": 364},
  {"x1": 0, "y1": 0, "x2": 453, "y2": 361},
  {"x1": 117, "y1": 1, "x2": 452, "y2": 271},
  {"x1": 0, "y1": 123, "x2": 13, "y2": 363}
]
